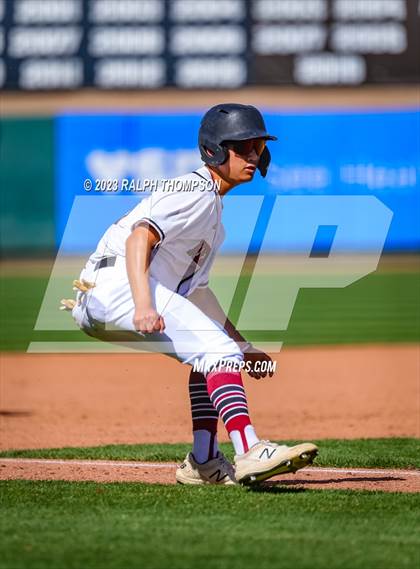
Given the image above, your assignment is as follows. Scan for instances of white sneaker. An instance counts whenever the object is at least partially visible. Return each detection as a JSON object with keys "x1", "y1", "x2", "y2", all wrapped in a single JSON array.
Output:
[
  {"x1": 176, "y1": 451, "x2": 237, "y2": 485},
  {"x1": 234, "y1": 440, "x2": 318, "y2": 485}
]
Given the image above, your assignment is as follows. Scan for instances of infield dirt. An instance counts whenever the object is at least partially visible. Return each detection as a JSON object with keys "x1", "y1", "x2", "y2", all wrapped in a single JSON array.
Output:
[
  {"x1": 1, "y1": 459, "x2": 419, "y2": 493},
  {"x1": 1, "y1": 344, "x2": 418, "y2": 450},
  {"x1": 1, "y1": 344, "x2": 419, "y2": 492}
]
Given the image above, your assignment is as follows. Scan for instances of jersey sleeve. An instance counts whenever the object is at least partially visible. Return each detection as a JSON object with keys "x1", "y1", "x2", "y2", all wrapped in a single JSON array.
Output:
[{"x1": 130, "y1": 192, "x2": 190, "y2": 245}]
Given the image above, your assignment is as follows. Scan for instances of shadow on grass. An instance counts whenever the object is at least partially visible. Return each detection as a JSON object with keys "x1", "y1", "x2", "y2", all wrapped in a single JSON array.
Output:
[
  {"x1": 265, "y1": 476, "x2": 405, "y2": 488},
  {"x1": 244, "y1": 485, "x2": 306, "y2": 494}
]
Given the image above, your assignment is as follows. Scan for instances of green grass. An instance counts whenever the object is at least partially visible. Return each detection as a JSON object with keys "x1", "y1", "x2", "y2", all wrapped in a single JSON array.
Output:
[
  {"x1": 1, "y1": 480, "x2": 419, "y2": 569},
  {"x1": 221, "y1": 271, "x2": 420, "y2": 345},
  {"x1": 1, "y1": 438, "x2": 419, "y2": 469},
  {"x1": 1, "y1": 269, "x2": 419, "y2": 351},
  {"x1": 0, "y1": 275, "x2": 87, "y2": 351}
]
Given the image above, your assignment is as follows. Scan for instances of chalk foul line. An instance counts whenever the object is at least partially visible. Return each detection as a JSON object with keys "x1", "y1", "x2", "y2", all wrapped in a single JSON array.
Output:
[{"x1": 1, "y1": 457, "x2": 419, "y2": 477}]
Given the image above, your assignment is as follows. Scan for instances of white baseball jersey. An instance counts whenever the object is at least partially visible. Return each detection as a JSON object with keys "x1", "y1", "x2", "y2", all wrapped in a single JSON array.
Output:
[{"x1": 85, "y1": 165, "x2": 225, "y2": 297}]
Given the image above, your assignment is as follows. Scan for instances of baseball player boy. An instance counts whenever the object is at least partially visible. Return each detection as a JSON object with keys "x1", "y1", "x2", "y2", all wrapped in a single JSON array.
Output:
[{"x1": 63, "y1": 104, "x2": 318, "y2": 485}]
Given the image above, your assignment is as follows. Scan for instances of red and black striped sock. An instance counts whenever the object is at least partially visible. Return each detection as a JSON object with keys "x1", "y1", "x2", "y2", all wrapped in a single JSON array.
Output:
[
  {"x1": 189, "y1": 370, "x2": 219, "y2": 463},
  {"x1": 207, "y1": 370, "x2": 259, "y2": 455}
]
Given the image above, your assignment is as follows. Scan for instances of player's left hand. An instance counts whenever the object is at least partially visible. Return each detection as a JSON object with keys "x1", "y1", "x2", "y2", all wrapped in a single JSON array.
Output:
[{"x1": 244, "y1": 348, "x2": 274, "y2": 380}]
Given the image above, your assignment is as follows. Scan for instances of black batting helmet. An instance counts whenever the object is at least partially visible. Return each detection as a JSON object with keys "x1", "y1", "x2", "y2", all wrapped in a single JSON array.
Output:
[{"x1": 198, "y1": 103, "x2": 277, "y2": 177}]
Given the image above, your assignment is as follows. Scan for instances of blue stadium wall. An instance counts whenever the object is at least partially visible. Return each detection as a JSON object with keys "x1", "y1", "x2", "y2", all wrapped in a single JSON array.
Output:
[{"x1": 1, "y1": 109, "x2": 418, "y2": 254}]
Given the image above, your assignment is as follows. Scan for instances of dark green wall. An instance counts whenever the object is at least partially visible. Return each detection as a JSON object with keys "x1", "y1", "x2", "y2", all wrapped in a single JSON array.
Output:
[{"x1": 0, "y1": 117, "x2": 55, "y2": 253}]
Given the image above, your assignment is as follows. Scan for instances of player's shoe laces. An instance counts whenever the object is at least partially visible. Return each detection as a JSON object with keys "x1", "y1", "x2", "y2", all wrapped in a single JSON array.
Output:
[
  {"x1": 234, "y1": 440, "x2": 318, "y2": 485},
  {"x1": 176, "y1": 451, "x2": 237, "y2": 485}
]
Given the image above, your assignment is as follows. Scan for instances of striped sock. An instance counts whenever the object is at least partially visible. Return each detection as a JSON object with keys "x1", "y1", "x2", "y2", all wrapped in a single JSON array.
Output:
[
  {"x1": 189, "y1": 370, "x2": 219, "y2": 463},
  {"x1": 207, "y1": 370, "x2": 259, "y2": 455}
]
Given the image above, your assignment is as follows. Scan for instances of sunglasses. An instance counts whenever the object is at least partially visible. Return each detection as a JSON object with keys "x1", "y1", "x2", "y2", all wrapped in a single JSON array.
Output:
[{"x1": 224, "y1": 138, "x2": 266, "y2": 157}]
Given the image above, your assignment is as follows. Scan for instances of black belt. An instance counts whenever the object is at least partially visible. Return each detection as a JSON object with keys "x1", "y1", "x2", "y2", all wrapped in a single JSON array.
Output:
[{"x1": 94, "y1": 256, "x2": 117, "y2": 271}]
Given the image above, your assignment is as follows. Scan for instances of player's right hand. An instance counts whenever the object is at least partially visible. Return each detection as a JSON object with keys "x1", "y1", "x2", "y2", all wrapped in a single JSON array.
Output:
[{"x1": 133, "y1": 307, "x2": 165, "y2": 334}]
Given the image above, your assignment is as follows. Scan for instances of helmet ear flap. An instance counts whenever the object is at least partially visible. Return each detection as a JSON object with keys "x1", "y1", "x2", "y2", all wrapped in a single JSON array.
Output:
[
  {"x1": 258, "y1": 146, "x2": 271, "y2": 178},
  {"x1": 199, "y1": 140, "x2": 228, "y2": 166}
]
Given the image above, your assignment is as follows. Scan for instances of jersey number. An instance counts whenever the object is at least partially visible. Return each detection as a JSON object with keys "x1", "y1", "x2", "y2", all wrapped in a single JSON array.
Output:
[{"x1": 176, "y1": 240, "x2": 211, "y2": 295}]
